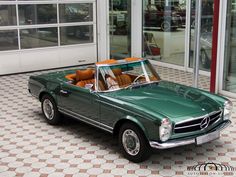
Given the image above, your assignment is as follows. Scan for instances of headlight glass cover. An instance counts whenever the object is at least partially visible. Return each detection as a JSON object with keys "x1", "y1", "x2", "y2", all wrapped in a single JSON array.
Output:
[
  {"x1": 224, "y1": 100, "x2": 233, "y2": 120},
  {"x1": 159, "y1": 118, "x2": 172, "y2": 142}
]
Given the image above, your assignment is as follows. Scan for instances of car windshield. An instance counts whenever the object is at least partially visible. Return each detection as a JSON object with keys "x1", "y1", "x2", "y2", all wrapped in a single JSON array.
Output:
[{"x1": 97, "y1": 60, "x2": 160, "y2": 92}]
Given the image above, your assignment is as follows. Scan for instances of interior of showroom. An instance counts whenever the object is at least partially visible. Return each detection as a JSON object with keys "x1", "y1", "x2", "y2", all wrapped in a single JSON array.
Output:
[{"x1": 0, "y1": 0, "x2": 235, "y2": 97}]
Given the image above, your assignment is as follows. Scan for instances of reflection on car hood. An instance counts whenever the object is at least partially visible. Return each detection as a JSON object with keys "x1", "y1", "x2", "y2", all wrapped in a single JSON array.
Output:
[{"x1": 102, "y1": 81, "x2": 221, "y2": 122}]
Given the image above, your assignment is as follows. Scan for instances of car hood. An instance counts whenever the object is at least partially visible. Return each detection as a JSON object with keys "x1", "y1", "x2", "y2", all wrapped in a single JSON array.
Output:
[{"x1": 101, "y1": 81, "x2": 221, "y2": 123}]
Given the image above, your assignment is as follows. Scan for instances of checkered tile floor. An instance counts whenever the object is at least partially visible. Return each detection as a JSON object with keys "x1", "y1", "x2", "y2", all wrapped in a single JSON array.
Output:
[{"x1": 0, "y1": 65, "x2": 236, "y2": 177}]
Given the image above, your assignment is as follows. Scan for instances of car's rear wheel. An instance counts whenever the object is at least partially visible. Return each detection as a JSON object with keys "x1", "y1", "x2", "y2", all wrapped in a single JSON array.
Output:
[
  {"x1": 119, "y1": 123, "x2": 151, "y2": 163},
  {"x1": 41, "y1": 95, "x2": 61, "y2": 125}
]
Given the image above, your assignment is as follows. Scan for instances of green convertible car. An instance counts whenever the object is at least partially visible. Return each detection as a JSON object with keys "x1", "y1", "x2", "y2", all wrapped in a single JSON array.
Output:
[{"x1": 28, "y1": 58, "x2": 232, "y2": 162}]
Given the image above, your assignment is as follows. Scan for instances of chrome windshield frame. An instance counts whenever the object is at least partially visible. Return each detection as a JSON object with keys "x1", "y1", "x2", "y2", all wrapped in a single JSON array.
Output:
[{"x1": 94, "y1": 59, "x2": 161, "y2": 93}]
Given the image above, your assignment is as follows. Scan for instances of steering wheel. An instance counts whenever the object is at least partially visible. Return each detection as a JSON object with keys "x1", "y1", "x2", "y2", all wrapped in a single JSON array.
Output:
[
  {"x1": 132, "y1": 74, "x2": 146, "y2": 85},
  {"x1": 107, "y1": 77, "x2": 119, "y2": 89},
  {"x1": 108, "y1": 83, "x2": 119, "y2": 89}
]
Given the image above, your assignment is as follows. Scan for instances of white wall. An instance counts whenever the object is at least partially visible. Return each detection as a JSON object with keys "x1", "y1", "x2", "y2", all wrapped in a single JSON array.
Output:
[
  {"x1": 0, "y1": 44, "x2": 97, "y2": 75},
  {"x1": 0, "y1": 0, "x2": 97, "y2": 75}
]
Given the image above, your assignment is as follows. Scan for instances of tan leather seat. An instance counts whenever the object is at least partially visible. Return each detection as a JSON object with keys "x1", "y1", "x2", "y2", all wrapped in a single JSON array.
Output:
[
  {"x1": 112, "y1": 68, "x2": 132, "y2": 87},
  {"x1": 76, "y1": 79, "x2": 105, "y2": 91},
  {"x1": 65, "y1": 73, "x2": 76, "y2": 81},
  {"x1": 76, "y1": 79, "x2": 95, "y2": 88},
  {"x1": 76, "y1": 69, "x2": 94, "y2": 82},
  {"x1": 76, "y1": 69, "x2": 94, "y2": 88},
  {"x1": 75, "y1": 69, "x2": 105, "y2": 91}
]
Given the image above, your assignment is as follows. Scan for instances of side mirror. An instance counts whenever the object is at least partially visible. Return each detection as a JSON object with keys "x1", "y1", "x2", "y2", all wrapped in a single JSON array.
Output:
[{"x1": 85, "y1": 84, "x2": 93, "y2": 91}]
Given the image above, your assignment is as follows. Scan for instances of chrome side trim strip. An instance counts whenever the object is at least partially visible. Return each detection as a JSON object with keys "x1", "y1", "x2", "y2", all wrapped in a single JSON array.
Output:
[
  {"x1": 150, "y1": 120, "x2": 231, "y2": 149},
  {"x1": 58, "y1": 107, "x2": 113, "y2": 133}
]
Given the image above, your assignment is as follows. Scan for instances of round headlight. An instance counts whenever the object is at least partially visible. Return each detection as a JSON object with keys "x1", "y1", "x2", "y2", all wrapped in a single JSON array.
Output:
[
  {"x1": 224, "y1": 100, "x2": 233, "y2": 120},
  {"x1": 159, "y1": 118, "x2": 172, "y2": 142}
]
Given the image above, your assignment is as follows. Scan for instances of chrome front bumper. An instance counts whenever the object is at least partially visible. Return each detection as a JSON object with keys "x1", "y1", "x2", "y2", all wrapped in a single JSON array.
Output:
[{"x1": 149, "y1": 120, "x2": 231, "y2": 150}]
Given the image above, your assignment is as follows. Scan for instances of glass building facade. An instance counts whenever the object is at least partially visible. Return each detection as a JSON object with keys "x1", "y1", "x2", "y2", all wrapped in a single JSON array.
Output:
[
  {"x1": 223, "y1": 0, "x2": 236, "y2": 94},
  {"x1": 0, "y1": 1, "x2": 94, "y2": 51},
  {"x1": 0, "y1": 0, "x2": 236, "y2": 97},
  {"x1": 0, "y1": 0, "x2": 97, "y2": 75}
]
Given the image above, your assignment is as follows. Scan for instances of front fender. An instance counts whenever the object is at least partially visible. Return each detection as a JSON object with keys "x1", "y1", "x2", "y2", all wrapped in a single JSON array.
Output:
[
  {"x1": 39, "y1": 82, "x2": 61, "y2": 103},
  {"x1": 114, "y1": 115, "x2": 160, "y2": 141},
  {"x1": 125, "y1": 115, "x2": 148, "y2": 136}
]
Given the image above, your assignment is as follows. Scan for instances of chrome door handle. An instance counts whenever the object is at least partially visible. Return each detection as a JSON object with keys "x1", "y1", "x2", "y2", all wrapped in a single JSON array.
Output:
[{"x1": 60, "y1": 90, "x2": 69, "y2": 94}]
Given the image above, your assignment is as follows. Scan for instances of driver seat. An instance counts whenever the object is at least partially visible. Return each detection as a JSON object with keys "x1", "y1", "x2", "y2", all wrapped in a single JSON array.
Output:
[
  {"x1": 75, "y1": 69, "x2": 105, "y2": 91},
  {"x1": 112, "y1": 69, "x2": 132, "y2": 87}
]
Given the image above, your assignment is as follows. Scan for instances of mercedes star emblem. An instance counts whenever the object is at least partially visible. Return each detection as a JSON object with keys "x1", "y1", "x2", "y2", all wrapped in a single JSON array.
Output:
[{"x1": 200, "y1": 117, "x2": 211, "y2": 130}]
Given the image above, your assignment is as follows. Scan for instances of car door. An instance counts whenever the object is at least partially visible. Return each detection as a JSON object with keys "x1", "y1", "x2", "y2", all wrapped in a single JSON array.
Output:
[{"x1": 58, "y1": 82, "x2": 100, "y2": 122}]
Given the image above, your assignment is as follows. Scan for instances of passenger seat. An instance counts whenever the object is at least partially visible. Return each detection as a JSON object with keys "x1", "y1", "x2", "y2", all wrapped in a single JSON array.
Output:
[{"x1": 112, "y1": 68, "x2": 132, "y2": 87}]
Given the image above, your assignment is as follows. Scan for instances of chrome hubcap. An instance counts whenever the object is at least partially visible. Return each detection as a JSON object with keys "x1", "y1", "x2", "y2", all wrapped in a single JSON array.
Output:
[
  {"x1": 162, "y1": 22, "x2": 170, "y2": 31},
  {"x1": 122, "y1": 129, "x2": 140, "y2": 156},
  {"x1": 43, "y1": 99, "x2": 54, "y2": 120}
]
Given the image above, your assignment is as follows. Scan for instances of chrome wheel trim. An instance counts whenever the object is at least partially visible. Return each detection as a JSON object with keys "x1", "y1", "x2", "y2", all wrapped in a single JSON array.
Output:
[
  {"x1": 161, "y1": 21, "x2": 170, "y2": 31},
  {"x1": 43, "y1": 99, "x2": 54, "y2": 120},
  {"x1": 122, "y1": 129, "x2": 140, "y2": 156}
]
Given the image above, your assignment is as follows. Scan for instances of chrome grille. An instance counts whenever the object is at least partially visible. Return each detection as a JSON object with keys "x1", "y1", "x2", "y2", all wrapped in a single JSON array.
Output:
[{"x1": 174, "y1": 111, "x2": 222, "y2": 134}]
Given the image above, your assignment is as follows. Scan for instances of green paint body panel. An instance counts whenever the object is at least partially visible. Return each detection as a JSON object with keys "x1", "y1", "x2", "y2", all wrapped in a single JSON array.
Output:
[{"x1": 28, "y1": 68, "x2": 228, "y2": 142}]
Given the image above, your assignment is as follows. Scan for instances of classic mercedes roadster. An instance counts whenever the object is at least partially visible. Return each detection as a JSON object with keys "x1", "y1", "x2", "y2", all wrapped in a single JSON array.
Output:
[{"x1": 28, "y1": 58, "x2": 232, "y2": 162}]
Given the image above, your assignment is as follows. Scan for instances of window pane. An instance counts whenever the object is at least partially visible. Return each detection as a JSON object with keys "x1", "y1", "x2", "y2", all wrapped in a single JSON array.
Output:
[
  {"x1": 59, "y1": 3, "x2": 93, "y2": 23},
  {"x1": 20, "y1": 28, "x2": 58, "y2": 49},
  {"x1": 0, "y1": 30, "x2": 18, "y2": 51},
  {"x1": 19, "y1": 4, "x2": 57, "y2": 25},
  {"x1": 223, "y1": 1, "x2": 236, "y2": 93},
  {"x1": 60, "y1": 25, "x2": 93, "y2": 45},
  {"x1": 189, "y1": 0, "x2": 214, "y2": 71},
  {"x1": 0, "y1": 5, "x2": 17, "y2": 26},
  {"x1": 143, "y1": 0, "x2": 185, "y2": 66},
  {"x1": 109, "y1": 0, "x2": 131, "y2": 59}
]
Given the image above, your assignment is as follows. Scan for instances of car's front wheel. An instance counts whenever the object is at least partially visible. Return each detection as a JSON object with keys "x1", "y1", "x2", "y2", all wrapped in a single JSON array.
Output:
[
  {"x1": 41, "y1": 95, "x2": 61, "y2": 125},
  {"x1": 119, "y1": 123, "x2": 151, "y2": 163}
]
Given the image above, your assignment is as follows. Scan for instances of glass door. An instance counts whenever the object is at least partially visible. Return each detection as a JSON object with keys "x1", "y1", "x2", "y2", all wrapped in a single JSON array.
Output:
[
  {"x1": 109, "y1": 0, "x2": 131, "y2": 59},
  {"x1": 143, "y1": 0, "x2": 186, "y2": 66},
  {"x1": 222, "y1": 0, "x2": 236, "y2": 95},
  {"x1": 189, "y1": 0, "x2": 214, "y2": 72}
]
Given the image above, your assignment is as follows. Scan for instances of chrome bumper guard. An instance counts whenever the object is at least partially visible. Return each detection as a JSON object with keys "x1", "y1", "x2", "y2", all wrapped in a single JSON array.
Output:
[{"x1": 149, "y1": 120, "x2": 231, "y2": 150}]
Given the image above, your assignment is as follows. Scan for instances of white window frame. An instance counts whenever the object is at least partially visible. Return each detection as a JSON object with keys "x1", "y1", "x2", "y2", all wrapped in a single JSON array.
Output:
[
  {"x1": 217, "y1": 0, "x2": 236, "y2": 98},
  {"x1": 97, "y1": 0, "x2": 109, "y2": 60},
  {"x1": 97, "y1": 0, "x2": 142, "y2": 61},
  {"x1": 0, "y1": 0, "x2": 96, "y2": 53},
  {"x1": 147, "y1": 1, "x2": 210, "y2": 77}
]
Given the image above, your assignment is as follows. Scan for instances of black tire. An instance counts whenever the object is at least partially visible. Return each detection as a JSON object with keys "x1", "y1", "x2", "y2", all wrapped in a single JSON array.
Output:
[
  {"x1": 41, "y1": 94, "x2": 61, "y2": 125},
  {"x1": 119, "y1": 123, "x2": 151, "y2": 163}
]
